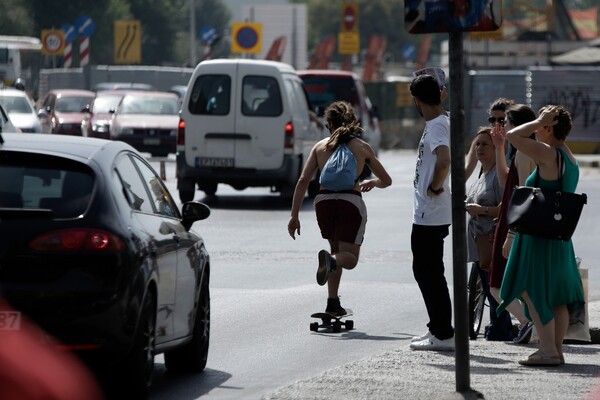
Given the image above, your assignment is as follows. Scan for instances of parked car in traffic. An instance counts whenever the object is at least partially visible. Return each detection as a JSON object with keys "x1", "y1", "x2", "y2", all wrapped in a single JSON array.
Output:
[
  {"x1": 0, "y1": 88, "x2": 42, "y2": 133},
  {"x1": 81, "y1": 90, "x2": 126, "y2": 139},
  {"x1": 177, "y1": 59, "x2": 325, "y2": 202},
  {"x1": 38, "y1": 89, "x2": 95, "y2": 135},
  {"x1": 110, "y1": 91, "x2": 180, "y2": 157},
  {"x1": 298, "y1": 70, "x2": 382, "y2": 156},
  {"x1": 0, "y1": 133, "x2": 212, "y2": 399}
]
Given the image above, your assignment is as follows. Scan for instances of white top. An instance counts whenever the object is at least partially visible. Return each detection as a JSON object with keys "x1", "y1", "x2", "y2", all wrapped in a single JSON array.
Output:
[{"x1": 412, "y1": 114, "x2": 452, "y2": 226}]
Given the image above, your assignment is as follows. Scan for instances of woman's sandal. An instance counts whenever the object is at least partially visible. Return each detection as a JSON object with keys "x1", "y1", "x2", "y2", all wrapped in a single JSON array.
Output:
[{"x1": 518, "y1": 350, "x2": 561, "y2": 366}]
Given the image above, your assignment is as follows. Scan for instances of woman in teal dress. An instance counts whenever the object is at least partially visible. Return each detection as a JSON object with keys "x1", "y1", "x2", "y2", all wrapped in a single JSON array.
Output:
[{"x1": 495, "y1": 105, "x2": 585, "y2": 366}]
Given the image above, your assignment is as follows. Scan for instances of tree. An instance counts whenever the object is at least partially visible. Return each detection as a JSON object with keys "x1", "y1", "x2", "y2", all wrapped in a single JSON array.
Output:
[{"x1": 0, "y1": 0, "x2": 35, "y2": 36}]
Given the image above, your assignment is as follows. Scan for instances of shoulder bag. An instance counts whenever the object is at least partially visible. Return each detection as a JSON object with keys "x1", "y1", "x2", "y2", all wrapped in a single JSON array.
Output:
[{"x1": 507, "y1": 149, "x2": 587, "y2": 241}]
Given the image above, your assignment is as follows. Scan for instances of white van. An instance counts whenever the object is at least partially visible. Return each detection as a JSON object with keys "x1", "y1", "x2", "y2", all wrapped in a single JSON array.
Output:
[{"x1": 177, "y1": 59, "x2": 325, "y2": 201}]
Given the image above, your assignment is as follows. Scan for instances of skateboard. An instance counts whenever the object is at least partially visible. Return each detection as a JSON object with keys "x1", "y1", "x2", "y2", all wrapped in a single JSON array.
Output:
[{"x1": 310, "y1": 309, "x2": 354, "y2": 333}]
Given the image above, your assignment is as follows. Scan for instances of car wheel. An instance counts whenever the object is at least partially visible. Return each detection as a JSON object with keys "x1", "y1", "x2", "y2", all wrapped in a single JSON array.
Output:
[
  {"x1": 119, "y1": 293, "x2": 156, "y2": 399},
  {"x1": 200, "y1": 183, "x2": 217, "y2": 197},
  {"x1": 164, "y1": 270, "x2": 210, "y2": 373}
]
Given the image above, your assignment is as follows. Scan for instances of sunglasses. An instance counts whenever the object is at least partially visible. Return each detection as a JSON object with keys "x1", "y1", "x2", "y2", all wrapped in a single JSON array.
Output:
[{"x1": 488, "y1": 117, "x2": 506, "y2": 125}]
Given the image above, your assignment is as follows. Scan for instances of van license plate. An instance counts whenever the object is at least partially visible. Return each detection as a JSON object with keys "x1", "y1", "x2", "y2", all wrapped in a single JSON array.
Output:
[
  {"x1": 143, "y1": 138, "x2": 161, "y2": 145},
  {"x1": 200, "y1": 158, "x2": 234, "y2": 167}
]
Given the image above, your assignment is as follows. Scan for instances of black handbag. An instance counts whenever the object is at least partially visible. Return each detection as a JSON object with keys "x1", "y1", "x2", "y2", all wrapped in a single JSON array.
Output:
[{"x1": 507, "y1": 149, "x2": 587, "y2": 241}]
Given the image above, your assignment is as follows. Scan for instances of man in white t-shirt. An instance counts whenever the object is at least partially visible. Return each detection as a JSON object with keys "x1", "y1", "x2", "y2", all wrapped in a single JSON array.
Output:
[{"x1": 408, "y1": 74, "x2": 455, "y2": 351}]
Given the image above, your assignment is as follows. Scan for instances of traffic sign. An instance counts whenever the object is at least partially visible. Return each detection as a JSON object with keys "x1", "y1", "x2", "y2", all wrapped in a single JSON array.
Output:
[
  {"x1": 200, "y1": 25, "x2": 217, "y2": 45},
  {"x1": 338, "y1": 32, "x2": 359, "y2": 55},
  {"x1": 341, "y1": 3, "x2": 358, "y2": 32},
  {"x1": 401, "y1": 44, "x2": 417, "y2": 61},
  {"x1": 114, "y1": 20, "x2": 141, "y2": 64},
  {"x1": 62, "y1": 24, "x2": 76, "y2": 44},
  {"x1": 231, "y1": 22, "x2": 262, "y2": 54},
  {"x1": 76, "y1": 16, "x2": 95, "y2": 37},
  {"x1": 41, "y1": 30, "x2": 65, "y2": 55}
]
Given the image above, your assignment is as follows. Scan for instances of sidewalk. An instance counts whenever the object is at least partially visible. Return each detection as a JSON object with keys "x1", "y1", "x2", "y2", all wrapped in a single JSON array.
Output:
[{"x1": 263, "y1": 301, "x2": 600, "y2": 400}]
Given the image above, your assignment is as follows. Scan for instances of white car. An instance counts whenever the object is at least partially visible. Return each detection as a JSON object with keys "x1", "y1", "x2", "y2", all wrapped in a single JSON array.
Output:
[
  {"x1": 0, "y1": 102, "x2": 20, "y2": 133},
  {"x1": 0, "y1": 89, "x2": 41, "y2": 133}
]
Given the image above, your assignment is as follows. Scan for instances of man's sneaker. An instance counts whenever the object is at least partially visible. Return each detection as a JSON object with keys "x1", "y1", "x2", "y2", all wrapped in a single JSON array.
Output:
[
  {"x1": 411, "y1": 331, "x2": 434, "y2": 343},
  {"x1": 410, "y1": 336, "x2": 455, "y2": 351},
  {"x1": 316, "y1": 250, "x2": 336, "y2": 286},
  {"x1": 513, "y1": 321, "x2": 534, "y2": 344}
]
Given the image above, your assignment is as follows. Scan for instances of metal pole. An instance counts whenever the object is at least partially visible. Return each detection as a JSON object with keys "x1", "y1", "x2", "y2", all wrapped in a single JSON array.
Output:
[
  {"x1": 448, "y1": 31, "x2": 470, "y2": 394},
  {"x1": 190, "y1": 0, "x2": 197, "y2": 66}
]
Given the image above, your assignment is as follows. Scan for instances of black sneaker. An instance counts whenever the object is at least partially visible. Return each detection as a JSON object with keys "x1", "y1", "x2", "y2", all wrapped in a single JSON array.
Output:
[
  {"x1": 325, "y1": 297, "x2": 346, "y2": 316},
  {"x1": 316, "y1": 250, "x2": 336, "y2": 286},
  {"x1": 513, "y1": 321, "x2": 534, "y2": 344}
]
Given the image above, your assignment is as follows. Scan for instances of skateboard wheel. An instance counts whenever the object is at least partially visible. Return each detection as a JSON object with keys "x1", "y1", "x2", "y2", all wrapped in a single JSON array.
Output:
[
  {"x1": 332, "y1": 321, "x2": 342, "y2": 333},
  {"x1": 310, "y1": 322, "x2": 319, "y2": 332},
  {"x1": 345, "y1": 320, "x2": 354, "y2": 330}
]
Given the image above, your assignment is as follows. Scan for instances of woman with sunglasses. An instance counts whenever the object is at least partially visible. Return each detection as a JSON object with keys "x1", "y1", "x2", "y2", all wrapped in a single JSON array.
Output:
[
  {"x1": 489, "y1": 104, "x2": 538, "y2": 344},
  {"x1": 465, "y1": 98, "x2": 516, "y2": 341}
]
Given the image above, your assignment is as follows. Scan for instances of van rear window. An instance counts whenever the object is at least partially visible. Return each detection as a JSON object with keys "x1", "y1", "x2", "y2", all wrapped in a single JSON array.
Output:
[
  {"x1": 301, "y1": 76, "x2": 358, "y2": 117},
  {"x1": 242, "y1": 76, "x2": 282, "y2": 117},
  {"x1": 188, "y1": 75, "x2": 231, "y2": 115}
]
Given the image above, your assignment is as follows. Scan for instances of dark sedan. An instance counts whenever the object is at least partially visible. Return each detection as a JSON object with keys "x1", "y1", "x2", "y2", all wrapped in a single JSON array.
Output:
[{"x1": 0, "y1": 133, "x2": 211, "y2": 399}]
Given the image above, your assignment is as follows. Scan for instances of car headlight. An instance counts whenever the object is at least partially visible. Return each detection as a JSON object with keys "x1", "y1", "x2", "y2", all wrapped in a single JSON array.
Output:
[{"x1": 92, "y1": 122, "x2": 109, "y2": 133}]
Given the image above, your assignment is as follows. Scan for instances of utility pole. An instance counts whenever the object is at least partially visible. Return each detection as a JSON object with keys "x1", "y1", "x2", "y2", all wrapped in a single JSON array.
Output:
[{"x1": 190, "y1": 0, "x2": 197, "y2": 67}]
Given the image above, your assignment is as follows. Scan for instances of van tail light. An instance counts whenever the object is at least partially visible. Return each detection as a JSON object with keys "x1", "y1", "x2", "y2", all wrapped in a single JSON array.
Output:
[
  {"x1": 284, "y1": 121, "x2": 294, "y2": 149},
  {"x1": 177, "y1": 118, "x2": 186, "y2": 145},
  {"x1": 29, "y1": 229, "x2": 126, "y2": 252}
]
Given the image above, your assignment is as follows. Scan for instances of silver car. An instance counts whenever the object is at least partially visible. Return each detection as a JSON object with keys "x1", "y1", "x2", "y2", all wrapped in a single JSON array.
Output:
[{"x1": 0, "y1": 88, "x2": 41, "y2": 133}]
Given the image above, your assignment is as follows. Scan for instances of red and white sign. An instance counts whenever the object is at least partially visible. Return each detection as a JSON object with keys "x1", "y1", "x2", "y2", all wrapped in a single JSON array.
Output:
[
  {"x1": 342, "y1": 3, "x2": 358, "y2": 32},
  {"x1": 41, "y1": 30, "x2": 65, "y2": 55},
  {"x1": 80, "y1": 36, "x2": 90, "y2": 66}
]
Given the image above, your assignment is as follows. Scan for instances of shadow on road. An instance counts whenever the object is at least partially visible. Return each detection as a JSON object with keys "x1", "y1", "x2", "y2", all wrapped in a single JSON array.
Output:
[{"x1": 149, "y1": 365, "x2": 232, "y2": 399}]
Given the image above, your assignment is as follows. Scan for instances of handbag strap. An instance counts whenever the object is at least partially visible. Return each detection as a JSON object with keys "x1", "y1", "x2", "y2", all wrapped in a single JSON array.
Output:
[{"x1": 534, "y1": 148, "x2": 563, "y2": 191}]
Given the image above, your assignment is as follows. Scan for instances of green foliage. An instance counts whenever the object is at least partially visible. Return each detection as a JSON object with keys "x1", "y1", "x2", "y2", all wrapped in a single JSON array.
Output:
[{"x1": 0, "y1": 0, "x2": 35, "y2": 36}]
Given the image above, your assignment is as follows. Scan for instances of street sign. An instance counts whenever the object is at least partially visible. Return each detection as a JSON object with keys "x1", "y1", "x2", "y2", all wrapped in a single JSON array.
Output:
[
  {"x1": 75, "y1": 16, "x2": 95, "y2": 37},
  {"x1": 341, "y1": 3, "x2": 358, "y2": 32},
  {"x1": 41, "y1": 30, "x2": 65, "y2": 55},
  {"x1": 338, "y1": 32, "x2": 359, "y2": 55},
  {"x1": 231, "y1": 22, "x2": 262, "y2": 54},
  {"x1": 114, "y1": 20, "x2": 142, "y2": 64},
  {"x1": 401, "y1": 44, "x2": 417, "y2": 61},
  {"x1": 405, "y1": 0, "x2": 502, "y2": 34},
  {"x1": 200, "y1": 25, "x2": 217, "y2": 45},
  {"x1": 62, "y1": 24, "x2": 76, "y2": 44}
]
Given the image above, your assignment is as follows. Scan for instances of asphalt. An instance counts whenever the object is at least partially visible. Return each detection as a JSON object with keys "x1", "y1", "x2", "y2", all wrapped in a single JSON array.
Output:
[
  {"x1": 262, "y1": 157, "x2": 600, "y2": 400},
  {"x1": 262, "y1": 302, "x2": 600, "y2": 400}
]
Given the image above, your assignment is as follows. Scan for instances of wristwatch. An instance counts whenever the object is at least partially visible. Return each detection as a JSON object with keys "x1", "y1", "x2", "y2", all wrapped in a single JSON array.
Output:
[{"x1": 428, "y1": 184, "x2": 443, "y2": 195}]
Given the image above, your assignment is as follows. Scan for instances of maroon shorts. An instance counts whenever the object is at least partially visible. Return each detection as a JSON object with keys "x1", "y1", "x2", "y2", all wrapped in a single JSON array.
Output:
[{"x1": 314, "y1": 190, "x2": 367, "y2": 245}]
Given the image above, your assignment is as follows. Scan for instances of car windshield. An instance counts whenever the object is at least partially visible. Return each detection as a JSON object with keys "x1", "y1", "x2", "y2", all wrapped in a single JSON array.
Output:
[
  {"x1": 120, "y1": 96, "x2": 180, "y2": 115},
  {"x1": 0, "y1": 152, "x2": 94, "y2": 219},
  {"x1": 0, "y1": 95, "x2": 33, "y2": 114},
  {"x1": 301, "y1": 76, "x2": 357, "y2": 116},
  {"x1": 56, "y1": 96, "x2": 93, "y2": 112},
  {"x1": 93, "y1": 95, "x2": 123, "y2": 113}
]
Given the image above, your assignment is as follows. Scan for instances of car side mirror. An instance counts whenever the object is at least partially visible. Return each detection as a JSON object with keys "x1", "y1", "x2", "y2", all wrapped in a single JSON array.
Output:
[
  {"x1": 181, "y1": 202, "x2": 211, "y2": 230},
  {"x1": 81, "y1": 104, "x2": 91, "y2": 113}
]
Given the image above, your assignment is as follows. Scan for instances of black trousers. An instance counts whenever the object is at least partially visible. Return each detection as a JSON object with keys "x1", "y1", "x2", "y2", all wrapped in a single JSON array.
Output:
[{"x1": 411, "y1": 223, "x2": 454, "y2": 340}]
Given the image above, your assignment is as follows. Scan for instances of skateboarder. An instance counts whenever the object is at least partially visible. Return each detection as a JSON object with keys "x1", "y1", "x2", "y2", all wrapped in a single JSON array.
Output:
[{"x1": 287, "y1": 101, "x2": 392, "y2": 316}]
